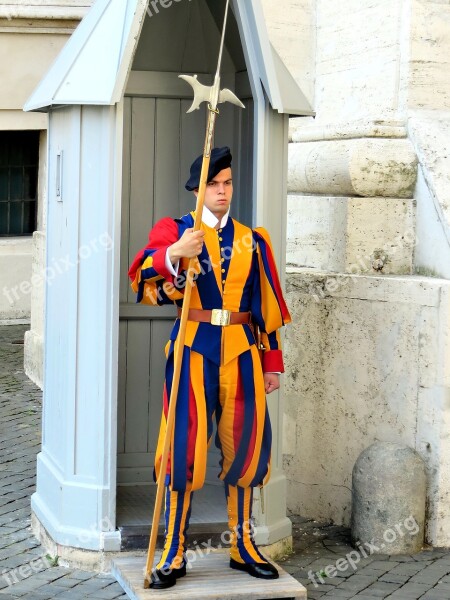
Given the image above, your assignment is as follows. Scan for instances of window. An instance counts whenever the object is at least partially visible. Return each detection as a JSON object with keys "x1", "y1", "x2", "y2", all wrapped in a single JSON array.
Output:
[{"x1": 0, "y1": 131, "x2": 39, "y2": 236}]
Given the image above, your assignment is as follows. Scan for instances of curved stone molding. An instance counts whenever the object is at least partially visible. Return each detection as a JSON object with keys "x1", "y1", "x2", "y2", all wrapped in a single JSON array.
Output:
[{"x1": 288, "y1": 138, "x2": 417, "y2": 198}]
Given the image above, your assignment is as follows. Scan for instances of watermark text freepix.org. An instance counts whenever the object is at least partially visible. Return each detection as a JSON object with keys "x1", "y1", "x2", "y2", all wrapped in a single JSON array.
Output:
[
  {"x1": 147, "y1": 0, "x2": 192, "y2": 18},
  {"x1": 2, "y1": 232, "x2": 113, "y2": 306}
]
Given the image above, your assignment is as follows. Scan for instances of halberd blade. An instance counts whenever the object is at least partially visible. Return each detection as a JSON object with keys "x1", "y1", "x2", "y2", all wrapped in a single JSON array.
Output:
[
  {"x1": 179, "y1": 74, "x2": 245, "y2": 113},
  {"x1": 219, "y1": 88, "x2": 245, "y2": 109},
  {"x1": 179, "y1": 75, "x2": 211, "y2": 113}
]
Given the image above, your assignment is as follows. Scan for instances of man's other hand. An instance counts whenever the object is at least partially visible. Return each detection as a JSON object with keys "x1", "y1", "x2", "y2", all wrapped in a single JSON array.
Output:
[{"x1": 264, "y1": 373, "x2": 280, "y2": 394}]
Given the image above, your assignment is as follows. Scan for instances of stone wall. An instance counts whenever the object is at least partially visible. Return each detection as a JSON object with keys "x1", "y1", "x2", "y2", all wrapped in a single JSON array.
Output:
[
  {"x1": 409, "y1": 1, "x2": 450, "y2": 112},
  {"x1": 284, "y1": 271, "x2": 450, "y2": 545},
  {"x1": 0, "y1": 238, "x2": 33, "y2": 320},
  {"x1": 261, "y1": 0, "x2": 315, "y2": 105},
  {"x1": 315, "y1": 0, "x2": 404, "y2": 122},
  {"x1": 282, "y1": 0, "x2": 450, "y2": 547}
]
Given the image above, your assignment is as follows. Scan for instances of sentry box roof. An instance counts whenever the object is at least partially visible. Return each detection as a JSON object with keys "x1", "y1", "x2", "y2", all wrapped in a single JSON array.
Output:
[{"x1": 24, "y1": 0, "x2": 313, "y2": 116}]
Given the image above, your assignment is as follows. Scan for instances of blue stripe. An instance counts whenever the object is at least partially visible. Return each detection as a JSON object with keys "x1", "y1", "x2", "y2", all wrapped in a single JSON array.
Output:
[
  {"x1": 224, "y1": 351, "x2": 255, "y2": 485},
  {"x1": 195, "y1": 244, "x2": 223, "y2": 309},
  {"x1": 250, "y1": 408, "x2": 272, "y2": 487},
  {"x1": 254, "y1": 232, "x2": 284, "y2": 321},
  {"x1": 163, "y1": 490, "x2": 188, "y2": 568},
  {"x1": 172, "y1": 346, "x2": 191, "y2": 491},
  {"x1": 250, "y1": 252, "x2": 265, "y2": 332},
  {"x1": 192, "y1": 323, "x2": 221, "y2": 365},
  {"x1": 266, "y1": 330, "x2": 279, "y2": 350},
  {"x1": 239, "y1": 250, "x2": 257, "y2": 312},
  {"x1": 203, "y1": 355, "x2": 219, "y2": 441},
  {"x1": 220, "y1": 218, "x2": 234, "y2": 282}
]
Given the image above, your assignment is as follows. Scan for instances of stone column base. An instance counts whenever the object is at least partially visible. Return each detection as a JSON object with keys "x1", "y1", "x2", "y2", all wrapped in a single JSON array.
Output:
[{"x1": 24, "y1": 329, "x2": 43, "y2": 390}]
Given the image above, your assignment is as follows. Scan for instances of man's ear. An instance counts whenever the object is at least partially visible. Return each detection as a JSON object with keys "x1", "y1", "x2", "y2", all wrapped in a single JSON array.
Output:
[{"x1": 193, "y1": 189, "x2": 199, "y2": 198}]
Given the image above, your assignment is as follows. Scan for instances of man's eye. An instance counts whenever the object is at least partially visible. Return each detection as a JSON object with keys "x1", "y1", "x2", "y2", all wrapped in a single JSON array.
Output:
[{"x1": 208, "y1": 182, "x2": 217, "y2": 187}]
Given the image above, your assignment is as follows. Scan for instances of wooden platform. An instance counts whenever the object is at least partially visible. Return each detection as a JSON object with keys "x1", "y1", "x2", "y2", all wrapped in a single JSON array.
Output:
[{"x1": 112, "y1": 550, "x2": 307, "y2": 600}]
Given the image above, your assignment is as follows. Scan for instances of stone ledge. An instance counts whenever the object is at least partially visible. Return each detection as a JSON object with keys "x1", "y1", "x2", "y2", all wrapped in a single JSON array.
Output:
[
  {"x1": 0, "y1": 4, "x2": 90, "y2": 20},
  {"x1": 285, "y1": 269, "x2": 449, "y2": 307},
  {"x1": 289, "y1": 118, "x2": 407, "y2": 143},
  {"x1": 0, "y1": 3, "x2": 90, "y2": 32}
]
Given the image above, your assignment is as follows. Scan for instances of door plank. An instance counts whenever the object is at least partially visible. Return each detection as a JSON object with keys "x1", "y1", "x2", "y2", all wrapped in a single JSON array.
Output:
[{"x1": 124, "y1": 320, "x2": 151, "y2": 454}]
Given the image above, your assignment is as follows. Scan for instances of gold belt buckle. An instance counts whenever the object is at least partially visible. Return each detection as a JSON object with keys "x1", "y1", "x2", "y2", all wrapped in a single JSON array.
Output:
[{"x1": 211, "y1": 309, "x2": 231, "y2": 326}]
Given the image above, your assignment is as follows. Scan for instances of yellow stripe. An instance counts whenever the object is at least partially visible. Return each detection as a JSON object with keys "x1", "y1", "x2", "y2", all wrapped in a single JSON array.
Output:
[
  {"x1": 142, "y1": 255, "x2": 154, "y2": 271},
  {"x1": 189, "y1": 352, "x2": 208, "y2": 490},
  {"x1": 170, "y1": 485, "x2": 192, "y2": 569},
  {"x1": 153, "y1": 410, "x2": 167, "y2": 484},
  {"x1": 223, "y1": 220, "x2": 253, "y2": 310},
  {"x1": 184, "y1": 320, "x2": 199, "y2": 348},
  {"x1": 157, "y1": 483, "x2": 193, "y2": 570},
  {"x1": 217, "y1": 358, "x2": 238, "y2": 481}
]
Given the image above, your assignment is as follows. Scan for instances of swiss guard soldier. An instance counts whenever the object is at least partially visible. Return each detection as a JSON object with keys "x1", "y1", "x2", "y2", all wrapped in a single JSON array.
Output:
[{"x1": 128, "y1": 147, "x2": 291, "y2": 589}]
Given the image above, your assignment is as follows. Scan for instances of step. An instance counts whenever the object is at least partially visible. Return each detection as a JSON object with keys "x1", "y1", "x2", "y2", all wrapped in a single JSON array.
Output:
[{"x1": 119, "y1": 523, "x2": 228, "y2": 551}]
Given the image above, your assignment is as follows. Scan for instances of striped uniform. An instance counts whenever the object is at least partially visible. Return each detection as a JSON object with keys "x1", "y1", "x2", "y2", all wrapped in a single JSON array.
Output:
[{"x1": 129, "y1": 211, "x2": 291, "y2": 570}]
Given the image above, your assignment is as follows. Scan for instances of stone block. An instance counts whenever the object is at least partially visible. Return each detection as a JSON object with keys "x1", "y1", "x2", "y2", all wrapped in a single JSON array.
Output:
[
  {"x1": 0, "y1": 238, "x2": 32, "y2": 320},
  {"x1": 284, "y1": 271, "x2": 450, "y2": 547},
  {"x1": 261, "y1": 0, "x2": 315, "y2": 105},
  {"x1": 24, "y1": 329, "x2": 44, "y2": 390},
  {"x1": 409, "y1": 1, "x2": 450, "y2": 111},
  {"x1": 287, "y1": 194, "x2": 415, "y2": 274},
  {"x1": 315, "y1": 0, "x2": 403, "y2": 122},
  {"x1": 351, "y1": 441, "x2": 426, "y2": 554}
]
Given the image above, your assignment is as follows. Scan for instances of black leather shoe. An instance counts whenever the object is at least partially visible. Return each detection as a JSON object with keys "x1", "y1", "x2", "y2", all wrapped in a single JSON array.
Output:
[
  {"x1": 230, "y1": 558, "x2": 279, "y2": 579},
  {"x1": 149, "y1": 563, "x2": 187, "y2": 589}
]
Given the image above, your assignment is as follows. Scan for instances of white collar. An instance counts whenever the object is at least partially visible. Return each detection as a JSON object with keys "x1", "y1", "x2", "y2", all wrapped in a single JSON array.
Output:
[{"x1": 201, "y1": 205, "x2": 230, "y2": 229}]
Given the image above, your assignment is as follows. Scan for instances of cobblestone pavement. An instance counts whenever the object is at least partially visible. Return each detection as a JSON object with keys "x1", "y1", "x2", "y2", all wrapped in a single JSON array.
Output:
[
  {"x1": 0, "y1": 325, "x2": 128, "y2": 600},
  {"x1": 279, "y1": 516, "x2": 450, "y2": 599},
  {"x1": 1, "y1": 323, "x2": 450, "y2": 600}
]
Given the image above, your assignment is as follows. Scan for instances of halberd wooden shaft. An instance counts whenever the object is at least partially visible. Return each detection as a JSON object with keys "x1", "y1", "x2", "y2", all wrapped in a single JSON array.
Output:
[{"x1": 143, "y1": 107, "x2": 218, "y2": 587}]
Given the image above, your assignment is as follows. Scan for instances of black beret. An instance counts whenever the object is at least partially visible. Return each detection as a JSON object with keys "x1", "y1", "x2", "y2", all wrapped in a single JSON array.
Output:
[{"x1": 185, "y1": 146, "x2": 232, "y2": 191}]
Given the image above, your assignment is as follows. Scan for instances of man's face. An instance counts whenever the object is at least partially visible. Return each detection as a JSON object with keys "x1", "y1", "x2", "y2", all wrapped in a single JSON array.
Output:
[{"x1": 194, "y1": 167, "x2": 233, "y2": 219}]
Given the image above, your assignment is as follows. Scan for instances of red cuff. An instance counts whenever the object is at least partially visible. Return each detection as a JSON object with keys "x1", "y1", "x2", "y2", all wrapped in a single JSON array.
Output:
[
  {"x1": 151, "y1": 246, "x2": 175, "y2": 285},
  {"x1": 263, "y1": 350, "x2": 284, "y2": 374}
]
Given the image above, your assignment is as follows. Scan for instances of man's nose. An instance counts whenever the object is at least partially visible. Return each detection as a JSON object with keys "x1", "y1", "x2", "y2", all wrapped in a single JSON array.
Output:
[{"x1": 217, "y1": 183, "x2": 226, "y2": 194}]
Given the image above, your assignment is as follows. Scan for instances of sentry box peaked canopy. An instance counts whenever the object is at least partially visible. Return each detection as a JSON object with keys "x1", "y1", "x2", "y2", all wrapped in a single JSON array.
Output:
[{"x1": 25, "y1": 0, "x2": 312, "y2": 116}]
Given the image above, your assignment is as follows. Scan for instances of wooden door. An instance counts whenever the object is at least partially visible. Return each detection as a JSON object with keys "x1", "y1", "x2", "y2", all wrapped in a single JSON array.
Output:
[{"x1": 117, "y1": 73, "x2": 253, "y2": 487}]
